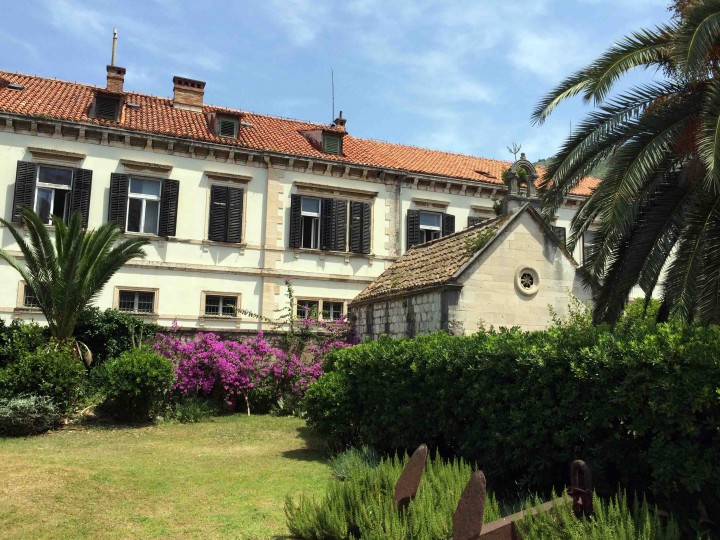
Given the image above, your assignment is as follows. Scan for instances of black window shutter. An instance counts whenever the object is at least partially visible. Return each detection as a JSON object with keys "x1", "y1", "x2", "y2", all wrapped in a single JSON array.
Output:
[
  {"x1": 442, "y1": 213, "x2": 455, "y2": 236},
  {"x1": 467, "y1": 216, "x2": 484, "y2": 228},
  {"x1": 71, "y1": 168, "x2": 93, "y2": 228},
  {"x1": 335, "y1": 200, "x2": 348, "y2": 252},
  {"x1": 108, "y1": 173, "x2": 129, "y2": 232},
  {"x1": 406, "y1": 209, "x2": 421, "y2": 250},
  {"x1": 226, "y1": 187, "x2": 244, "y2": 243},
  {"x1": 360, "y1": 202, "x2": 371, "y2": 254},
  {"x1": 289, "y1": 194, "x2": 302, "y2": 248},
  {"x1": 208, "y1": 185, "x2": 228, "y2": 242},
  {"x1": 552, "y1": 225, "x2": 566, "y2": 245},
  {"x1": 321, "y1": 198, "x2": 335, "y2": 250},
  {"x1": 159, "y1": 179, "x2": 180, "y2": 237},
  {"x1": 12, "y1": 161, "x2": 37, "y2": 223},
  {"x1": 349, "y1": 201, "x2": 363, "y2": 253}
]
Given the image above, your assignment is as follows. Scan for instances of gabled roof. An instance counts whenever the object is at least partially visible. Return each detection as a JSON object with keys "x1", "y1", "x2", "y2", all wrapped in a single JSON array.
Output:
[
  {"x1": 0, "y1": 70, "x2": 599, "y2": 196},
  {"x1": 351, "y1": 204, "x2": 577, "y2": 305}
]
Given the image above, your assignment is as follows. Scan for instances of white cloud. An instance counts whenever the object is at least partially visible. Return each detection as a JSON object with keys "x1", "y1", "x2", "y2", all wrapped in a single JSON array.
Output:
[
  {"x1": 39, "y1": 0, "x2": 226, "y2": 73},
  {"x1": 508, "y1": 31, "x2": 593, "y2": 83},
  {"x1": 265, "y1": 0, "x2": 330, "y2": 46}
]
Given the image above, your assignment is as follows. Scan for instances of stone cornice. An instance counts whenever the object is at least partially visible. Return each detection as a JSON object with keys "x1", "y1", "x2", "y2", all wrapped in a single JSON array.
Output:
[
  {"x1": 28, "y1": 146, "x2": 85, "y2": 165},
  {"x1": 294, "y1": 181, "x2": 378, "y2": 200},
  {"x1": 0, "y1": 111, "x2": 588, "y2": 203}
]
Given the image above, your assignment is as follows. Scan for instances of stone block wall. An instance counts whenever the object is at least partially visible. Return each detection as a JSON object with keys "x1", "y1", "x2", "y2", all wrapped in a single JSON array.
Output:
[{"x1": 351, "y1": 290, "x2": 443, "y2": 340}]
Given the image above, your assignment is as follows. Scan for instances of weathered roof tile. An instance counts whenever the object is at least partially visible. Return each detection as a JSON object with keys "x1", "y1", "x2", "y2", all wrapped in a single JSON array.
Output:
[{"x1": 0, "y1": 70, "x2": 599, "y2": 196}]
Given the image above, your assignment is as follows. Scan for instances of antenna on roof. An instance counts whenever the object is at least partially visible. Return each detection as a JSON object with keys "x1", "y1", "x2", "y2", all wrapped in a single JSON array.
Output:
[
  {"x1": 111, "y1": 28, "x2": 118, "y2": 66},
  {"x1": 331, "y1": 68, "x2": 335, "y2": 122}
]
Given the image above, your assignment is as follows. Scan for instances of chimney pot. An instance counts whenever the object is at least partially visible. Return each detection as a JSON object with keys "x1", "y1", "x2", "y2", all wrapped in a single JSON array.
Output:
[
  {"x1": 106, "y1": 65, "x2": 126, "y2": 93},
  {"x1": 173, "y1": 76, "x2": 206, "y2": 111},
  {"x1": 333, "y1": 110, "x2": 347, "y2": 132}
]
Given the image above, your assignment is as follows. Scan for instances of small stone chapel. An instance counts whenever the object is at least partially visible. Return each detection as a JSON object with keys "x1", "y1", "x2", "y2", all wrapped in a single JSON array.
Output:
[{"x1": 349, "y1": 159, "x2": 592, "y2": 339}]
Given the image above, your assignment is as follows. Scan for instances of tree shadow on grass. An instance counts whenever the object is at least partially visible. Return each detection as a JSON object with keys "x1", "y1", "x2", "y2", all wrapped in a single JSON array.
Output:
[{"x1": 281, "y1": 425, "x2": 330, "y2": 464}]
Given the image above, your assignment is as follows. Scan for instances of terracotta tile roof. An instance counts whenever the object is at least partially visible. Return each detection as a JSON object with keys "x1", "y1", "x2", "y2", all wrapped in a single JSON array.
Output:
[
  {"x1": 0, "y1": 70, "x2": 597, "y2": 196},
  {"x1": 352, "y1": 215, "x2": 509, "y2": 304}
]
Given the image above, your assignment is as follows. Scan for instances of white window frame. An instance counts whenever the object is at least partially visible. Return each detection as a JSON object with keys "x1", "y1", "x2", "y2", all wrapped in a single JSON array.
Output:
[
  {"x1": 296, "y1": 298, "x2": 320, "y2": 319},
  {"x1": 419, "y1": 211, "x2": 442, "y2": 243},
  {"x1": 300, "y1": 196, "x2": 321, "y2": 249},
  {"x1": 297, "y1": 298, "x2": 347, "y2": 321},
  {"x1": 34, "y1": 165, "x2": 74, "y2": 224},
  {"x1": 126, "y1": 177, "x2": 162, "y2": 235},
  {"x1": 16, "y1": 281, "x2": 41, "y2": 311},
  {"x1": 116, "y1": 289, "x2": 157, "y2": 314},
  {"x1": 321, "y1": 300, "x2": 345, "y2": 321},
  {"x1": 204, "y1": 294, "x2": 239, "y2": 317}
]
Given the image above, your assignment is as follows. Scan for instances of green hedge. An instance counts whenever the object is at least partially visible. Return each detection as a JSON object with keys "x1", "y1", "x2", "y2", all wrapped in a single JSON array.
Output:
[
  {"x1": 303, "y1": 314, "x2": 720, "y2": 531},
  {"x1": 75, "y1": 307, "x2": 160, "y2": 366},
  {"x1": 99, "y1": 348, "x2": 174, "y2": 423},
  {"x1": 0, "y1": 345, "x2": 86, "y2": 415}
]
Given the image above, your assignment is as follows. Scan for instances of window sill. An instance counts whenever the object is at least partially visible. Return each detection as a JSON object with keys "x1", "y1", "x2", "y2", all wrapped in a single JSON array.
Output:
[
  {"x1": 117, "y1": 311, "x2": 158, "y2": 320},
  {"x1": 122, "y1": 231, "x2": 161, "y2": 238},
  {"x1": 201, "y1": 240, "x2": 247, "y2": 249},
  {"x1": 293, "y1": 247, "x2": 372, "y2": 257},
  {"x1": 199, "y1": 315, "x2": 238, "y2": 320},
  {"x1": 13, "y1": 307, "x2": 42, "y2": 314}
]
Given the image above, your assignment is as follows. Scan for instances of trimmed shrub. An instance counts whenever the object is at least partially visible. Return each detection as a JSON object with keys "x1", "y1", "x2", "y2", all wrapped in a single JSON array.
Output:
[
  {"x1": 286, "y1": 450, "x2": 501, "y2": 539},
  {"x1": 303, "y1": 315, "x2": 720, "y2": 532},
  {"x1": 0, "y1": 346, "x2": 86, "y2": 415},
  {"x1": 100, "y1": 348, "x2": 174, "y2": 422},
  {"x1": 517, "y1": 491, "x2": 680, "y2": 539},
  {"x1": 0, "y1": 395, "x2": 61, "y2": 436},
  {"x1": 0, "y1": 319, "x2": 47, "y2": 368},
  {"x1": 75, "y1": 307, "x2": 160, "y2": 366},
  {"x1": 169, "y1": 397, "x2": 219, "y2": 424}
]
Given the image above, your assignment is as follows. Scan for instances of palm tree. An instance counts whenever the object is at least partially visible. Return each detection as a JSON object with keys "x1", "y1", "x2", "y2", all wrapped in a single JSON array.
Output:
[
  {"x1": 0, "y1": 208, "x2": 149, "y2": 348},
  {"x1": 533, "y1": 0, "x2": 720, "y2": 324}
]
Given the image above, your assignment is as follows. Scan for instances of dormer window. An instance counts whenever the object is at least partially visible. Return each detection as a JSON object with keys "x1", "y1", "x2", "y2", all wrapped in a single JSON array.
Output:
[
  {"x1": 95, "y1": 95, "x2": 120, "y2": 120},
  {"x1": 322, "y1": 133, "x2": 342, "y2": 155},
  {"x1": 217, "y1": 116, "x2": 239, "y2": 139}
]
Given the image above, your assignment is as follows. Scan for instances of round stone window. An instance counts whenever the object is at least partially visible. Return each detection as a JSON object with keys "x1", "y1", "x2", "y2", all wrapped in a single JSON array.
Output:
[{"x1": 515, "y1": 267, "x2": 540, "y2": 296}]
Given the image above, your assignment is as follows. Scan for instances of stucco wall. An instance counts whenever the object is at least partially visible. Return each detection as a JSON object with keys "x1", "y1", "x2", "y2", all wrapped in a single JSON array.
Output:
[
  {"x1": 452, "y1": 211, "x2": 591, "y2": 332},
  {"x1": 0, "y1": 126, "x2": 589, "y2": 331}
]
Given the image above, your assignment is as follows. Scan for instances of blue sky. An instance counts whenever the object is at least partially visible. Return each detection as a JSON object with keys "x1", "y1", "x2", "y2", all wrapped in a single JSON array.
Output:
[{"x1": 0, "y1": 0, "x2": 670, "y2": 161}]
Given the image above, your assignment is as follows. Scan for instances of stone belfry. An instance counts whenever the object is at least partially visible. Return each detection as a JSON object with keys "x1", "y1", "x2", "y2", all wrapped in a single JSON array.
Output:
[{"x1": 501, "y1": 153, "x2": 541, "y2": 214}]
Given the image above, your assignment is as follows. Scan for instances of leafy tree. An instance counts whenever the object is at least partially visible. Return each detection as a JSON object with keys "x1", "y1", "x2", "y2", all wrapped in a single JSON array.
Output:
[
  {"x1": 533, "y1": 0, "x2": 720, "y2": 324},
  {"x1": 0, "y1": 208, "x2": 148, "y2": 346}
]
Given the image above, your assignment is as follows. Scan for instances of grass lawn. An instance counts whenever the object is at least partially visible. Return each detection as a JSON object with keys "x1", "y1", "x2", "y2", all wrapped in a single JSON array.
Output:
[{"x1": 0, "y1": 415, "x2": 331, "y2": 539}]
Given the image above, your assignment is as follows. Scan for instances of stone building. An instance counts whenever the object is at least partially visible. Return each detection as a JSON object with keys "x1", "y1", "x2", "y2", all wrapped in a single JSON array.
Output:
[
  {"x1": 350, "y1": 203, "x2": 590, "y2": 338},
  {"x1": 0, "y1": 59, "x2": 598, "y2": 331}
]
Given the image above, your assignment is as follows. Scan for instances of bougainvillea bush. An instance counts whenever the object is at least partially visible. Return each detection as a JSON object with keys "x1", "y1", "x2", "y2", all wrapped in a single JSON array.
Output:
[{"x1": 154, "y1": 327, "x2": 325, "y2": 415}]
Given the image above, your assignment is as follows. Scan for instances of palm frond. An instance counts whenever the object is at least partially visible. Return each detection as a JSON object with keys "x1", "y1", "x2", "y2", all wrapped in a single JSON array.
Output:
[
  {"x1": 674, "y1": 0, "x2": 720, "y2": 76},
  {"x1": 660, "y1": 189, "x2": 720, "y2": 322},
  {"x1": 540, "y1": 81, "x2": 685, "y2": 218},
  {"x1": 531, "y1": 25, "x2": 675, "y2": 125},
  {"x1": 582, "y1": 24, "x2": 676, "y2": 105},
  {"x1": 697, "y1": 77, "x2": 720, "y2": 192},
  {"x1": 0, "y1": 210, "x2": 149, "y2": 340},
  {"x1": 531, "y1": 71, "x2": 592, "y2": 125}
]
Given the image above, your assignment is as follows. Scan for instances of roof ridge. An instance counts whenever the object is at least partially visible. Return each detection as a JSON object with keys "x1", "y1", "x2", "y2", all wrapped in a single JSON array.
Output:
[
  {"x1": 0, "y1": 69, "x2": 510, "y2": 164},
  {"x1": 411, "y1": 214, "x2": 505, "y2": 250},
  {"x1": 348, "y1": 134, "x2": 512, "y2": 164}
]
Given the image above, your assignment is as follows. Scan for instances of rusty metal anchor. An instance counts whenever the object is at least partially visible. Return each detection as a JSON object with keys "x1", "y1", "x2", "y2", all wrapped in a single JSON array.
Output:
[{"x1": 567, "y1": 459, "x2": 593, "y2": 518}]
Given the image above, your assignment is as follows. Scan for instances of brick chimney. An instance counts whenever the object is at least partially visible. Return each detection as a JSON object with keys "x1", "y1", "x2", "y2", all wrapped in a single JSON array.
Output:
[
  {"x1": 333, "y1": 111, "x2": 347, "y2": 132},
  {"x1": 173, "y1": 76, "x2": 205, "y2": 112},
  {"x1": 106, "y1": 65, "x2": 126, "y2": 93}
]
